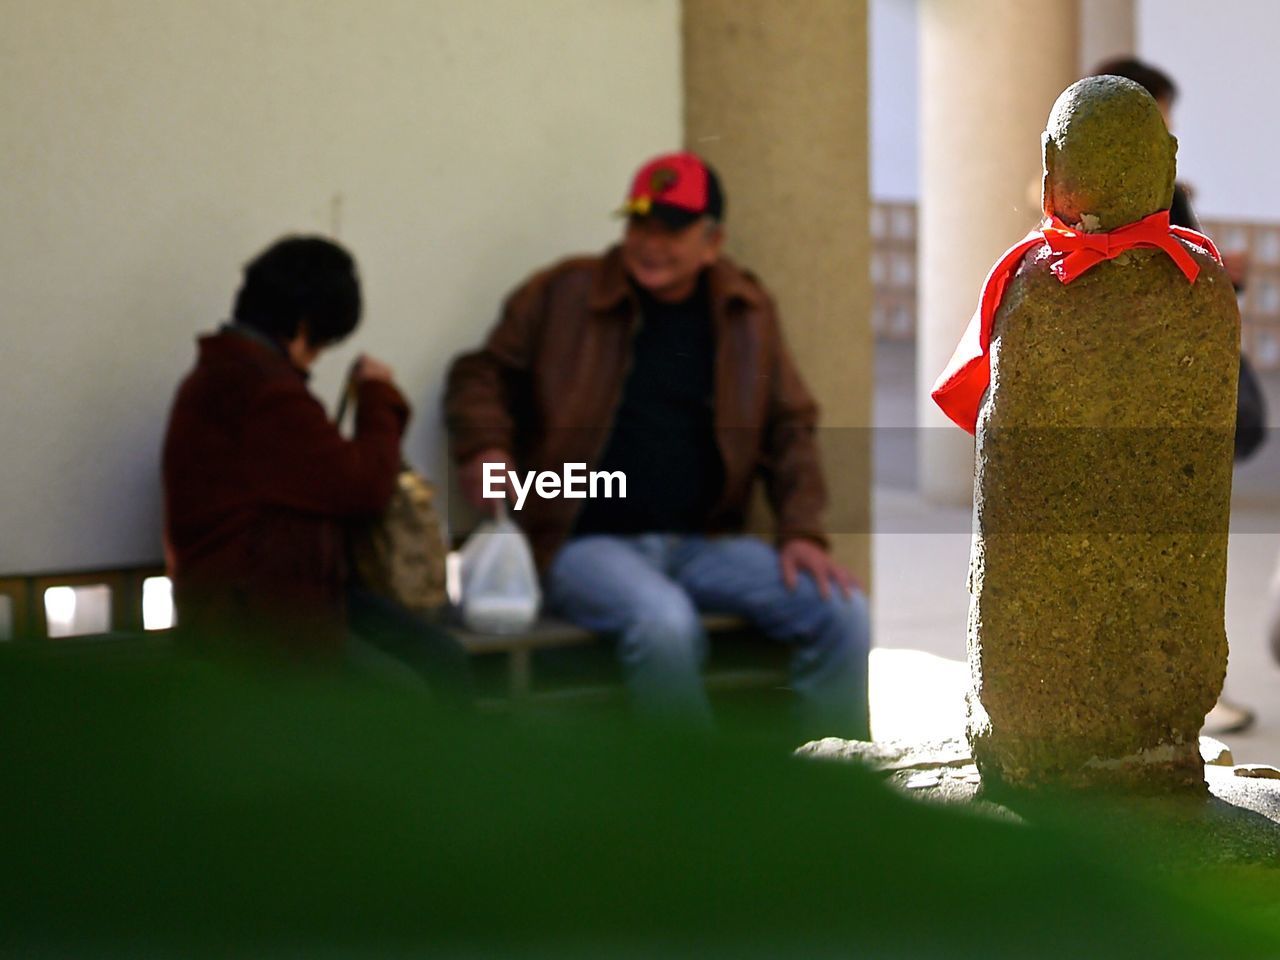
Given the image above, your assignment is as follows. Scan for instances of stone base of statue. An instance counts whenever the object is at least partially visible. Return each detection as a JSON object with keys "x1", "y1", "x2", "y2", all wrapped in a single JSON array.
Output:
[{"x1": 799, "y1": 735, "x2": 1280, "y2": 864}]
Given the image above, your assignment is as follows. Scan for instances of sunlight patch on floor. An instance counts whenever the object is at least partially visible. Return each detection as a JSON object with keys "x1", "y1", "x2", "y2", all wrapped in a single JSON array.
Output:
[{"x1": 869, "y1": 647, "x2": 968, "y2": 743}]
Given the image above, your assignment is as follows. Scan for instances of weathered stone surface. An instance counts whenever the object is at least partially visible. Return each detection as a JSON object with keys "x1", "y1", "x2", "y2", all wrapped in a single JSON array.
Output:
[
  {"x1": 1234, "y1": 764, "x2": 1280, "y2": 780},
  {"x1": 1041, "y1": 75, "x2": 1176, "y2": 230},
  {"x1": 1200, "y1": 736, "x2": 1234, "y2": 767},
  {"x1": 796, "y1": 736, "x2": 972, "y2": 772},
  {"x1": 800, "y1": 737, "x2": 1280, "y2": 863},
  {"x1": 968, "y1": 76, "x2": 1240, "y2": 791}
]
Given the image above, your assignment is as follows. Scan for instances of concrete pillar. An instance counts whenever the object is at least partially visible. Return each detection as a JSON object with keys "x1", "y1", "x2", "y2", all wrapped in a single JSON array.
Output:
[
  {"x1": 1079, "y1": 0, "x2": 1136, "y2": 74},
  {"x1": 683, "y1": 0, "x2": 872, "y2": 580},
  {"x1": 917, "y1": 0, "x2": 1080, "y2": 505}
]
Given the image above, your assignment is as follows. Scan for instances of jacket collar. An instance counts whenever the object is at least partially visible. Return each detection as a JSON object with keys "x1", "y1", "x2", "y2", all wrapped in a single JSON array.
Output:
[
  {"x1": 221, "y1": 321, "x2": 288, "y2": 357},
  {"x1": 588, "y1": 244, "x2": 764, "y2": 315},
  {"x1": 203, "y1": 325, "x2": 310, "y2": 381}
]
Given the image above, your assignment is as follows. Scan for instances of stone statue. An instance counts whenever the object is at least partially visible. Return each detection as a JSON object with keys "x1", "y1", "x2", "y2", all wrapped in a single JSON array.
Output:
[{"x1": 932, "y1": 76, "x2": 1240, "y2": 791}]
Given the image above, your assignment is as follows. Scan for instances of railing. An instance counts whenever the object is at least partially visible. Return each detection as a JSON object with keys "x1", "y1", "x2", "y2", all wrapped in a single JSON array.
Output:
[
  {"x1": 872, "y1": 201, "x2": 1280, "y2": 371},
  {"x1": 870, "y1": 201, "x2": 918, "y2": 341},
  {"x1": 1199, "y1": 218, "x2": 1280, "y2": 370},
  {"x1": 0, "y1": 565, "x2": 170, "y2": 641}
]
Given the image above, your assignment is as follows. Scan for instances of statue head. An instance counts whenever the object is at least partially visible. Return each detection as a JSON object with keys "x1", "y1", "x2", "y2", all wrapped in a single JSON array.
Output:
[{"x1": 1041, "y1": 75, "x2": 1177, "y2": 231}]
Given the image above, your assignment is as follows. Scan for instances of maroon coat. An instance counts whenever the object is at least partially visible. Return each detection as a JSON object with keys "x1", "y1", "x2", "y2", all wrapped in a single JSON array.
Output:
[{"x1": 162, "y1": 330, "x2": 408, "y2": 655}]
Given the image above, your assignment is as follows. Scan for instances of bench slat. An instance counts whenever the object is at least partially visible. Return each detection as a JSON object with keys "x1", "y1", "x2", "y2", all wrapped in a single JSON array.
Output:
[{"x1": 454, "y1": 614, "x2": 748, "y2": 655}]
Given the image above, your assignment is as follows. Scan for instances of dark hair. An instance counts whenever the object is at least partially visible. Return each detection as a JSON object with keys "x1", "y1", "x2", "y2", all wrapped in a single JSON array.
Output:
[
  {"x1": 704, "y1": 162, "x2": 726, "y2": 223},
  {"x1": 232, "y1": 235, "x2": 361, "y2": 346},
  {"x1": 1092, "y1": 57, "x2": 1178, "y2": 105}
]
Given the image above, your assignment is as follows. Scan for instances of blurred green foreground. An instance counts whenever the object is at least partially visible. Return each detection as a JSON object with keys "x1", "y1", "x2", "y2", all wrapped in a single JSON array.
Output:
[{"x1": 3, "y1": 644, "x2": 1280, "y2": 959}]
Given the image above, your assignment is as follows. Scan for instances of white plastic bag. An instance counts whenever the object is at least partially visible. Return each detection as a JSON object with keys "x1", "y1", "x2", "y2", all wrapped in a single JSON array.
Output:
[{"x1": 457, "y1": 504, "x2": 541, "y2": 634}]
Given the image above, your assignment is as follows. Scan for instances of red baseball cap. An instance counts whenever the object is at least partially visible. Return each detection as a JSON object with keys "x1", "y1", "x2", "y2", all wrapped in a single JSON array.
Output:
[{"x1": 616, "y1": 151, "x2": 724, "y2": 228}]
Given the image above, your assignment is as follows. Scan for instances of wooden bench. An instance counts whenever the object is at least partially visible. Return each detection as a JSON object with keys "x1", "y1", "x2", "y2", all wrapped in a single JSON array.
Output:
[
  {"x1": 3, "y1": 563, "x2": 790, "y2": 710},
  {"x1": 454, "y1": 613, "x2": 789, "y2": 708}
]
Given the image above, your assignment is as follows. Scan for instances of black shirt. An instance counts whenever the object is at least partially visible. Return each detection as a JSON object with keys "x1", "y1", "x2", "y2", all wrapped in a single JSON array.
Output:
[
  {"x1": 573, "y1": 275, "x2": 725, "y2": 535},
  {"x1": 1171, "y1": 184, "x2": 1266, "y2": 461}
]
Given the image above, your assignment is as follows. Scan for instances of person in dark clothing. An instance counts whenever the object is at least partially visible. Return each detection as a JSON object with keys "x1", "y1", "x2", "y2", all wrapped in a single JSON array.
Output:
[
  {"x1": 445, "y1": 153, "x2": 870, "y2": 736},
  {"x1": 1093, "y1": 57, "x2": 1265, "y2": 462},
  {"x1": 162, "y1": 236, "x2": 468, "y2": 697},
  {"x1": 1094, "y1": 58, "x2": 1266, "y2": 734}
]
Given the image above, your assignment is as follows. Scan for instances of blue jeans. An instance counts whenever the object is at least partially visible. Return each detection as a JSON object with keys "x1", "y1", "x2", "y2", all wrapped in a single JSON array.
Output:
[{"x1": 545, "y1": 534, "x2": 870, "y2": 737}]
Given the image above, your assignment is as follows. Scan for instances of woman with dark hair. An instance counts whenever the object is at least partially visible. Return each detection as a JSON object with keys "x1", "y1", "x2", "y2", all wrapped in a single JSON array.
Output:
[{"x1": 162, "y1": 236, "x2": 467, "y2": 698}]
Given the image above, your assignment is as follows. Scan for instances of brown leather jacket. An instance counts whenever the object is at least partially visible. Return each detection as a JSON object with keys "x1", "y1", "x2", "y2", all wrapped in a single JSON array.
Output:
[{"x1": 445, "y1": 246, "x2": 828, "y2": 570}]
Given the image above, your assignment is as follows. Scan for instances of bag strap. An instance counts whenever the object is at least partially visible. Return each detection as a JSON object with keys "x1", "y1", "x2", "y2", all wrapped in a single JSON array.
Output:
[
  {"x1": 335, "y1": 359, "x2": 416, "y2": 475},
  {"x1": 334, "y1": 357, "x2": 360, "y2": 429}
]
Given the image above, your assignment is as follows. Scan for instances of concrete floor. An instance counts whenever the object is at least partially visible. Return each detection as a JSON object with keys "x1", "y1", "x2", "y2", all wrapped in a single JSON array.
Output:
[{"x1": 870, "y1": 340, "x2": 1280, "y2": 764}]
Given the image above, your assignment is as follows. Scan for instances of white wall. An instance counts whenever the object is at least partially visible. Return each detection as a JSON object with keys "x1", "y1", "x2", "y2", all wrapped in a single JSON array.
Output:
[
  {"x1": 869, "y1": 0, "x2": 918, "y2": 201},
  {"x1": 0, "y1": 0, "x2": 681, "y2": 574},
  {"x1": 1138, "y1": 0, "x2": 1280, "y2": 220}
]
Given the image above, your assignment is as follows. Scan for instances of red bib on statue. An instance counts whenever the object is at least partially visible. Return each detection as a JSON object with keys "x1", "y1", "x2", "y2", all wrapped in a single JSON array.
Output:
[{"x1": 929, "y1": 210, "x2": 1221, "y2": 434}]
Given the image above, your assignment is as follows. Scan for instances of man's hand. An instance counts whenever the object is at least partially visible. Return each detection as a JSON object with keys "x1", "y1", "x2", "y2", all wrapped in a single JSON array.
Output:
[
  {"x1": 353, "y1": 354, "x2": 395, "y2": 385},
  {"x1": 459, "y1": 446, "x2": 511, "y2": 513},
  {"x1": 779, "y1": 538, "x2": 860, "y2": 600}
]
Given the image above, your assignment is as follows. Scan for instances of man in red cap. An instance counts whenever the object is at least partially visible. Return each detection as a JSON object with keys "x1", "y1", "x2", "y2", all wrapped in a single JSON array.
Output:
[{"x1": 445, "y1": 151, "x2": 869, "y2": 735}]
